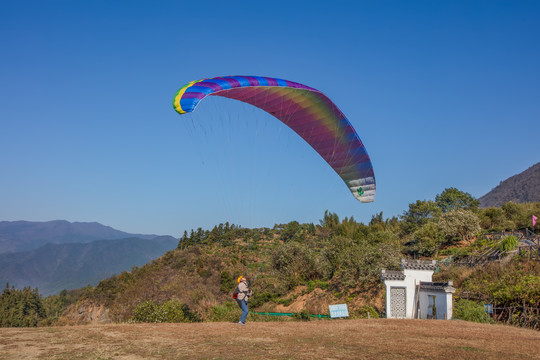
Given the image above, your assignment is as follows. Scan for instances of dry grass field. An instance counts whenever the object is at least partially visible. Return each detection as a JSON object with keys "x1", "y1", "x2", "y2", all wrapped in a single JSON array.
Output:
[{"x1": 1, "y1": 319, "x2": 540, "y2": 360}]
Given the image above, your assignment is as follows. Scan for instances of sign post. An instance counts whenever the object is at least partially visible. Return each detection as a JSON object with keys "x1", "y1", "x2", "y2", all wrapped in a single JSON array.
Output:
[{"x1": 329, "y1": 304, "x2": 349, "y2": 318}]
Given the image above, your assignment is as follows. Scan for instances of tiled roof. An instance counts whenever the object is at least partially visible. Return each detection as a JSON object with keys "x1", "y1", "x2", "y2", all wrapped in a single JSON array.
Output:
[
  {"x1": 401, "y1": 258, "x2": 437, "y2": 271},
  {"x1": 419, "y1": 281, "x2": 455, "y2": 293},
  {"x1": 381, "y1": 269, "x2": 406, "y2": 281}
]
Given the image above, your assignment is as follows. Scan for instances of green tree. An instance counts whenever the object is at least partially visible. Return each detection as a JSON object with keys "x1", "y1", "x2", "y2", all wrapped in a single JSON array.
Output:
[
  {"x1": 413, "y1": 222, "x2": 444, "y2": 256},
  {"x1": 42, "y1": 289, "x2": 74, "y2": 325},
  {"x1": 435, "y1": 187, "x2": 479, "y2": 213},
  {"x1": 271, "y1": 242, "x2": 323, "y2": 288},
  {"x1": 0, "y1": 285, "x2": 46, "y2": 327},
  {"x1": 501, "y1": 202, "x2": 528, "y2": 229},
  {"x1": 178, "y1": 231, "x2": 189, "y2": 249},
  {"x1": 338, "y1": 216, "x2": 363, "y2": 239},
  {"x1": 281, "y1": 221, "x2": 300, "y2": 241},
  {"x1": 478, "y1": 207, "x2": 511, "y2": 231},
  {"x1": 438, "y1": 209, "x2": 481, "y2": 243},
  {"x1": 401, "y1": 200, "x2": 442, "y2": 234},
  {"x1": 319, "y1": 210, "x2": 340, "y2": 232},
  {"x1": 321, "y1": 233, "x2": 401, "y2": 288},
  {"x1": 369, "y1": 212, "x2": 384, "y2": 228}
]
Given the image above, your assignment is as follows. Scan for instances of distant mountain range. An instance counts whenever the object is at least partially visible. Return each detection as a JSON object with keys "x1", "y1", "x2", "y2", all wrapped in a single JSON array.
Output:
[
  {"x1": 0, "y1": 220, "x2": 157, "y2": 254},
  {"x1": 0, "y1": 221, "x2": 178, "y2": 296},
  {"x1": 0, "y1": 237, "x2": 177, "y2": 296},
  {"x1": 479, "y1": 162, "x2": 540, "y2": 207}
]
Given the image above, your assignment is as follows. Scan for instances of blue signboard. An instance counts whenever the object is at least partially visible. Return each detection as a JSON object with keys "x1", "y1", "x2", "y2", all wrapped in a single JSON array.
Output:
[
  {"x1": 329, "y1": 304, "x2": 349, "y2": 318},
  {"x1": 484, "y1": 304, "x2": 493, "y2": 314}
]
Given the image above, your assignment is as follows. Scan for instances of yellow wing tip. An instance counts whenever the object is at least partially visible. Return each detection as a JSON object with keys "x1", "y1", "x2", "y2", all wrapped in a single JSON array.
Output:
[{"x1": 173, "y1": 78, "x2": 208, "y2": 115}]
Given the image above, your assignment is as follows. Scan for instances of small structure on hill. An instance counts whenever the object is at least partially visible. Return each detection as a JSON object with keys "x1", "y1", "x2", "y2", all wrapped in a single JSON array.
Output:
[{"x1": 381, "y1": 259, "x2": 455, "y2": 320}]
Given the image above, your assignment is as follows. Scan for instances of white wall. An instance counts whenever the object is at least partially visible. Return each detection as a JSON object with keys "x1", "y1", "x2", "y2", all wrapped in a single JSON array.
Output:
[
  {"x1": 384, "y1": 279, "x2": 408, "y2": 318},
  {"x1": 445, "y1": 292, "x2": 453, "y2": 320},
  {"x1": 385, "y1": 268, "x2": 434, "y2": 319},
  {"x1": 403, "y1": 268, "x2": 434, "y2": 283},
  {"x1": 403, "y1": 269, "x2": 433, "y2": 319},
  {"x1": 384, "y1": 266, "x2": 454, "y2": 320},
  {"x1": 417, "y1": 291, "x2": 453, "y2": 319}
]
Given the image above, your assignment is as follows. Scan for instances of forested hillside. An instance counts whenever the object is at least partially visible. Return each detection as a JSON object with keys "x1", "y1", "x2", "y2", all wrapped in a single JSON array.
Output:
[{"x1": 2, "y1": 188, "x2": 539, "y2": 329}]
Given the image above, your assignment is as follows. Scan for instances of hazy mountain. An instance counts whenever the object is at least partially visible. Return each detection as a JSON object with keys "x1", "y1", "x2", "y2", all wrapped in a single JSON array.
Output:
[
  {"x1": 0, "y1": 236, "x2": 178, "y2": 296},
  {"x1": 0, "y1": 220, "x2": 159, "y2": 254},
  {"x1": 479, "y1": 162, "x2": 540, "y2": 207}
]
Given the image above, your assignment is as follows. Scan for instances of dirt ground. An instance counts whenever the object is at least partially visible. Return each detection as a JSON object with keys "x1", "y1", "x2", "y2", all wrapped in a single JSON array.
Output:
[{"x1": 1, "y1": 319, "x2": 539, "y2": 360}]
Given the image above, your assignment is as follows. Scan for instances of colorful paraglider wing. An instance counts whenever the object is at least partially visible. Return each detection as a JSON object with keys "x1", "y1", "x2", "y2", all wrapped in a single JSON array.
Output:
[{"x1": 172, "y1": 76, "x2": 375, "y2": 202}]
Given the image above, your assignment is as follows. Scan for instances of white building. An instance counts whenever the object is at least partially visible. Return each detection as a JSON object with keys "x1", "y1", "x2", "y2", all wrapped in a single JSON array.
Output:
[{"x1": 381, "y1": 259, "x2": 455, "y2": 320}]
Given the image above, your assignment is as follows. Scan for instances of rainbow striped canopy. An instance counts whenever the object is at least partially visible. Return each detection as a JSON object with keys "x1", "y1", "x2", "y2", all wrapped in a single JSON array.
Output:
[{"x1": 172, "y1": 75, "x2": 375, "y2": 202}]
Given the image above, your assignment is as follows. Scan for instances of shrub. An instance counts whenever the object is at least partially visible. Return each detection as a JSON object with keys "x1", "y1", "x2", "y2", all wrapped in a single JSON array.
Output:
[
  {"x1": 131, "y1": 300, "x2": 158, "y2": 322},
  {"x1": 453, "y1": 299, "x2": 491, "y2": 323},
  {"x1": 249, "y1": 291, "x2": 278, "y2": 308},
  {"x1": 306, "y1": 280, "x2": 330, "y2": 292},
  {"x1": 131, "y1": 299, "x2": 194, "y2": 323},
  {"x1": 317, "y1": 280, "x2": 329, "y2": 290},
  {"x1": 161, "y1": 299, "x2": 188, "y2": 322},
  {"x1": 208, "y1": 302, "x2": 241, "y2": 322},
  {"x1": 292, "y1": 310, "x2": 311, "y2": 321},
  {"x1": 276, "y1": 298, "x2": 293, "y2": 306},
  {"x1": 353, "y1": 305, "x2": 380, "y2": 319},
  {"x1": 220, "y1": 271, "x2": 235, "y2": 293},
  {"x1": 439, "y1": 247, "x2": 472, "y2": 260},
  {"x1": 499, "y1": 235, "x2": 519, "y2": 252}
]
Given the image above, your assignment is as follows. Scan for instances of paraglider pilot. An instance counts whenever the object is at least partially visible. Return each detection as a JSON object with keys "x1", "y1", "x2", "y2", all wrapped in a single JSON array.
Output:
[{"x1": 235, "y1": 276, "x2": 252, "y2": 325}]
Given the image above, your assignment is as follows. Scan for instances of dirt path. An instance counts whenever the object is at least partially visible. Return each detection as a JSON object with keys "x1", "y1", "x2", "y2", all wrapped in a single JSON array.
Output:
[{"x1": 1, "y1": 319, "x2": 539, "y2": 359}]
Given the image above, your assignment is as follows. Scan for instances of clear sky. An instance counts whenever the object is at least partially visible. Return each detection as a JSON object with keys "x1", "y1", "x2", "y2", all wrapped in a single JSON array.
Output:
[{"x1": 1, "y1": 1, "x2": 539, "y2": 237}]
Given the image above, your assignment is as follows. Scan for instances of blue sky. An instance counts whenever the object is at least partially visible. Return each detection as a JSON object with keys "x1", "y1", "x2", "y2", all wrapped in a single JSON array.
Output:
[{"x1": 1, "y1": 1, "x2": 539, "y2": 236}]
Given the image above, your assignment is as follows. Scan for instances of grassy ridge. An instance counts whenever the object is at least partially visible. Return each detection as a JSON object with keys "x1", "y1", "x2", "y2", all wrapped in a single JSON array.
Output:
[{"x1": 70, "y1": 216, "x2": 402, "y2": 322}]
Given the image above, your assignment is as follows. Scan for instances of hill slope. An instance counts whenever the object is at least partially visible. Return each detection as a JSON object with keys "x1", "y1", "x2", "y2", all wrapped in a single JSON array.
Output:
[
  {"x1": 0, "y1": 236, "x2": 177, "y2": 295},
  {"x1": 57, "y1": 221, "x2": 402, "y2": 324},
  {"x1": 0, "y1": 220, "x2": 160, "y2": 254},
  {"x1": 479, "y1": 162, "x2": 540, "y2": 207}
]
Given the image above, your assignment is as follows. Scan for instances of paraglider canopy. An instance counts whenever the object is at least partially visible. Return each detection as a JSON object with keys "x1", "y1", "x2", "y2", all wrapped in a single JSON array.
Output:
[{"x1": 173, "y1": 75, "x2": 375, "y2": 203}]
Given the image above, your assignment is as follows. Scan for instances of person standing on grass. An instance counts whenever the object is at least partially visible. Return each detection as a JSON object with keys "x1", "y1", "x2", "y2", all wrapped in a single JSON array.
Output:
[{"x1": 236, "y1": 276, "x2": 252, "y2": 325}]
